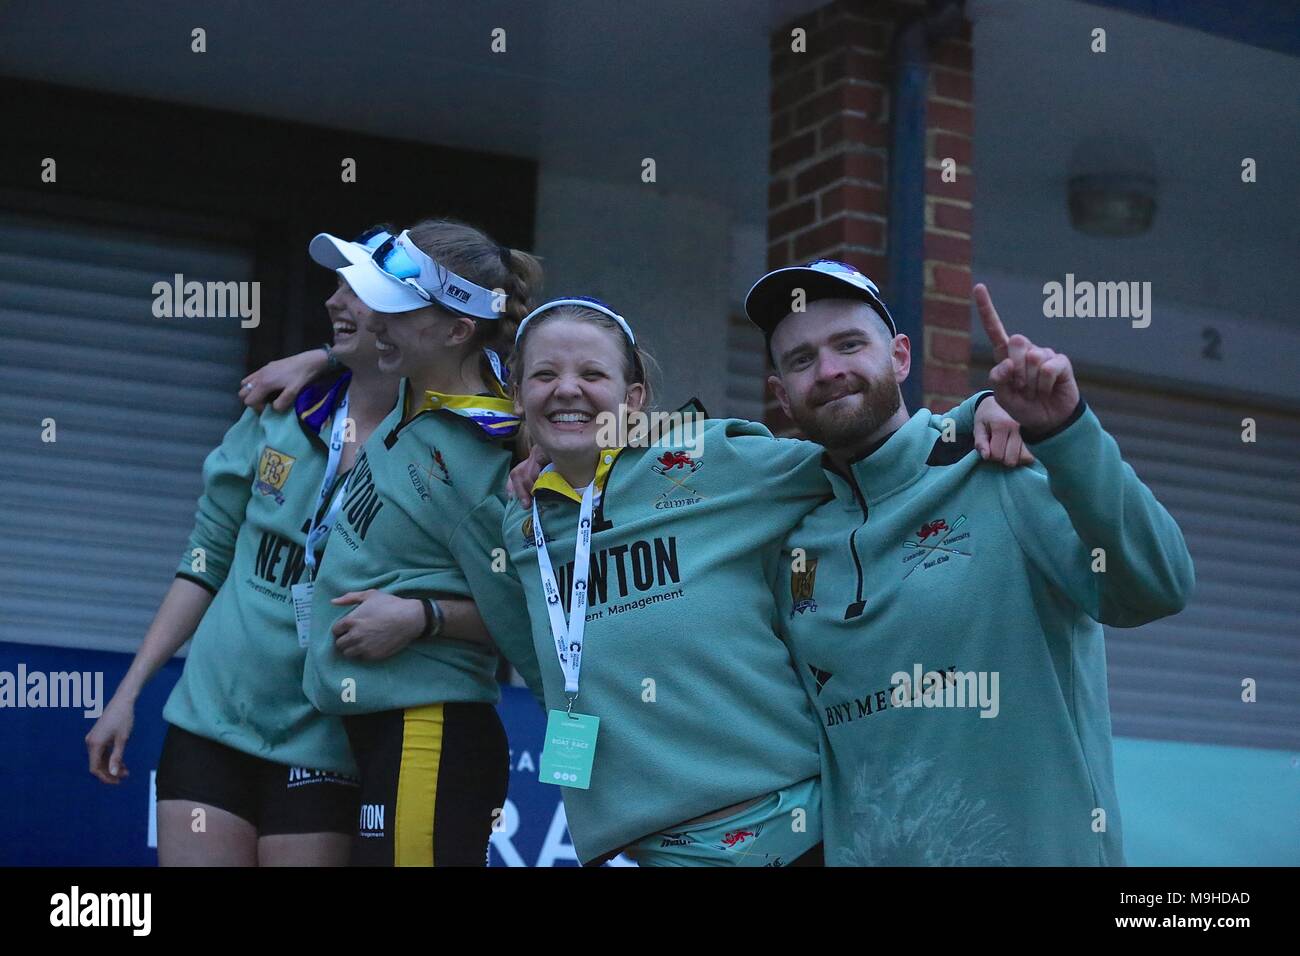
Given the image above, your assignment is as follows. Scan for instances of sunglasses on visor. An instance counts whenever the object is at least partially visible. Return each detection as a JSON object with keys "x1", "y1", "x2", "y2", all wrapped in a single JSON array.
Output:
[
  {"x1": 353, "y1": 225, "x2": 394, "y2": 252},
  {"x1": 368, "y1": 233, "x2": 442, "y2": 304},
  {"x1": 355, "y1": 227, "x2": 501, "y2": 320}
]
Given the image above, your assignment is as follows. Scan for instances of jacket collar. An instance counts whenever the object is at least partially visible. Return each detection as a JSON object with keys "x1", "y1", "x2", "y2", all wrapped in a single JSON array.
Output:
[
  {"x1": 825, "y1": 408, "x2": 940, "y2": 508},
  {"x1": 533, "y1": 447, "x2": 626, "y2": 504},
  {"x1": 295, "y1": 370, "x2": 351, "y2": 443},
  {"x1": 399, "y1": 375, "x2": 520, "y2": 440}
]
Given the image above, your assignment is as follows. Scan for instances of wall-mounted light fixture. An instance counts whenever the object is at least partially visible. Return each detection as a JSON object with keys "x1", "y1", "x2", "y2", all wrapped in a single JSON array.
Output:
[{"x1": 1067, "y1": 173, "x2": 1157, "y2": 237}]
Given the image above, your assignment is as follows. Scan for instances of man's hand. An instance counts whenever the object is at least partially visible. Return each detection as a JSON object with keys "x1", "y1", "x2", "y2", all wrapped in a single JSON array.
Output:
[
  {"x1": 240, "y1": 349, "x2": 331, "y2": 413},
  {"x1": 976, "y1": 283, "x2": 1080, "y2": 435},
  {"x1": 974, "y1": 396, "x2": 1034, "y2": 467},
  {"x1": 330, "y1": 591, "x2": 425, "y2": 661},
  {"x1": 507, "y1": 444, "x2": 550, "y2": 508}
]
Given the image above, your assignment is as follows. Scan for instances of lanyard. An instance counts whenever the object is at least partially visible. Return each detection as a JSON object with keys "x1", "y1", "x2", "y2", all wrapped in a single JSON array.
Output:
[
  {"x1": 304, "y1": 393, "x2": 350, "y2": 578},
  {"x1": 531, "y1": 477, "x2": 595, "y2": 706},
  {"x1": 483, "y1": 347, "x2": 507, "y2": 387}
]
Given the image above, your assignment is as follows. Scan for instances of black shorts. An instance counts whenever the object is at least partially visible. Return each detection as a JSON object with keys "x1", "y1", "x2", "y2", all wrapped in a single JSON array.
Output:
[
  {"x1": 342, "y1": 702, "x2": 508, "y2": 867},
  {"x1": 156, "y1": 724, "x2": 360, "y2": 836}
]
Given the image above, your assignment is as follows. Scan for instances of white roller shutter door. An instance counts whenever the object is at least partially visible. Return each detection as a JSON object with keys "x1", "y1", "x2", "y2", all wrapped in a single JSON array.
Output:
[
  {"x1": 1080, "y1": 380, "x2": 1299, "y2": 751},
  {"x1": 0, "y1": 210, "x2": 250, "y2": 653}
]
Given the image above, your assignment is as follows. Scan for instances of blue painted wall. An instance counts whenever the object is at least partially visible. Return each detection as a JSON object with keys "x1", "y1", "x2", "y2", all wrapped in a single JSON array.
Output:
[
  {"x1": 1113, "y1": 737, "x2": 1299, "y2": 866},
  {"x1": 1, "y1": 642, "x2": 1293, "y2": 866}
]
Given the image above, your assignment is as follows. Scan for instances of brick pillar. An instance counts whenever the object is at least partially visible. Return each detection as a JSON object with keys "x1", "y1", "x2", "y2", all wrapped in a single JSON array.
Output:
[
  {"x1": 765, "y1": 0, "x2": 974, "y2": 430},
  {"x1": 920, "y1": 26, "x2": 975, "y2": 413}
]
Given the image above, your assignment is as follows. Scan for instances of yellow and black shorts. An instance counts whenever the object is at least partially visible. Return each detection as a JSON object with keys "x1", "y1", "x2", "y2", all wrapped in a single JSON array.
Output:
[{"x1": 342, "y1": 702, "x2": 508, "y2": 867}]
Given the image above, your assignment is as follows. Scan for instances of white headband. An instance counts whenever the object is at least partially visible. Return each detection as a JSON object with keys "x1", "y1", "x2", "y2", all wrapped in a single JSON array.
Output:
[{"x1": 515, "y1": 297, "x2": 636, "y2": 346}]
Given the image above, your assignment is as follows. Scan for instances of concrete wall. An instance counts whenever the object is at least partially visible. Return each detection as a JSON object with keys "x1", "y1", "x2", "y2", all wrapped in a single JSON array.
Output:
[{"x1": 534, "y1": 169, "x2": 755, "y2": 418}]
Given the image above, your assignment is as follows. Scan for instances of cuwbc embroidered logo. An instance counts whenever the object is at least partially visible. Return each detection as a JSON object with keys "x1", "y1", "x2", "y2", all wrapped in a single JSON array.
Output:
[
  {"x1": 408, "y1": 448, "x2": 452, "y2": 501},
  {"x1": 425, "y1": 447, "x2": 452, "y2": 486},
  {"x1": 650, "y1": 450, "x2": 705, "y2": 509}
]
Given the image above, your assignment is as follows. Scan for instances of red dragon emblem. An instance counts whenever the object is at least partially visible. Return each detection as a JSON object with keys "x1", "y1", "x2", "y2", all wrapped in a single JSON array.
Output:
[
  {"x1": 656, "y1": 450, "x2": 694, "y2": 470},
  {"x1": 917, "y1": 519, "x2": 948, "y2": 541},
  {"x1": 721, "y1": 829, "x2": 756, "y2": 848}
]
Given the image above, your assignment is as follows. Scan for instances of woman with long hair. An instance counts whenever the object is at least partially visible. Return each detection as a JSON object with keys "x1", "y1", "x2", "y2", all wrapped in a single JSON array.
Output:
[
  {"x1": 87, "y1": 227, "x2": 402, "y2": 865},
  {"x1": 264, "y1": 218, "x2": 545, "y2": 866}
]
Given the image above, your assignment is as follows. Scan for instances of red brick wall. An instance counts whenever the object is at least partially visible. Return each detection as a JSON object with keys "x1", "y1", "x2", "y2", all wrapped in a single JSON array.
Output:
[{"x1": 765, "y1": 0, "x2": 974, "y2": 432}]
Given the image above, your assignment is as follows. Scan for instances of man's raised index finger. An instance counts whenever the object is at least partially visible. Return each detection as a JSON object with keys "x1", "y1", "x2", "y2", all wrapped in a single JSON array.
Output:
[{"x1": 974, "y1": 283, "x2": 1009, "y2": 354}]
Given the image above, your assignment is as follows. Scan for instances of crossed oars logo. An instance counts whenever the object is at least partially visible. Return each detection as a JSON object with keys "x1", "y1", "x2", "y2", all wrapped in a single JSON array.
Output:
[
  {"x1": 658, "y1": 468, "x2": 706, "y2": 499},
  {"x1": 652, "y1": 451, "x2": 707, "y2": 500},
  {"x1": 902, "y1": 514, "x2": 970, "y2": 580}
]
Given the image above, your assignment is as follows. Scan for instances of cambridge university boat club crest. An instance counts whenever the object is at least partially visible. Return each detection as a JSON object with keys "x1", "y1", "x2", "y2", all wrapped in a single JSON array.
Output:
[
  {"x1": 254, "y1": 447, "x2": 296, "y2": 505},
  {"x1": 790, "y1": 557, "x2": 819, "y2": 616}
]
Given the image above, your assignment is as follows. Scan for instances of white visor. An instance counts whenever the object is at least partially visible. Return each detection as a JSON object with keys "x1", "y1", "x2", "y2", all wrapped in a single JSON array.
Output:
[
  {"x1": 309, "y1": 230, "x2": 503, "y2": 318},
  {"x1": 309, "y1": 231, "x2": 429, "y2": 314}
]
